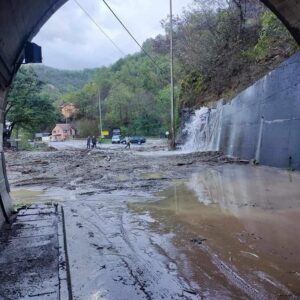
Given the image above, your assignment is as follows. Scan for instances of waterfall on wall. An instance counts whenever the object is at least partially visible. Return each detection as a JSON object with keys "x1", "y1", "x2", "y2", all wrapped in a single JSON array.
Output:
[{"x1": 182, "y1": 103, "x2": 223, "y2": 152}]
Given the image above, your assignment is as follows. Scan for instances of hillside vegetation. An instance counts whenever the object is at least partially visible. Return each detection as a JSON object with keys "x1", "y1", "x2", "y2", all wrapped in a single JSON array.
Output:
[
  {"x1": 9, "y1": 0, "x2": 298, "y2": 138},
  {"x1": 32, "y1": 65, "x2": 96, "y2": 94},
  {"x1": 56, "y1": 0, "x2": 297, "y2": 137}
]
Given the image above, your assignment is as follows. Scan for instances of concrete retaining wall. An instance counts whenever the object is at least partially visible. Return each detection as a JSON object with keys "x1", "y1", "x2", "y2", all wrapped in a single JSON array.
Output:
[{"x1": 220, "y1": 51, "x2": 300, "y2": 169}]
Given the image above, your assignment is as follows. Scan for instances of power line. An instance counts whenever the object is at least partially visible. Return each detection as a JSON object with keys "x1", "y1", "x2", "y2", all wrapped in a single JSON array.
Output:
[
  {"x1": 73, "y1": 0, "x2": 126, "y2": 56},
  {"x1": 101, "y1": 0, "x2": 163, "y2": 72}
]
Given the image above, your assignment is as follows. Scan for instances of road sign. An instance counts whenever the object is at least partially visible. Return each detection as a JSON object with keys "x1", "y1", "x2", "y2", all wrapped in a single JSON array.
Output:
[{"x1": 101, "y1": 130, "x2": 109, "y2": 137}]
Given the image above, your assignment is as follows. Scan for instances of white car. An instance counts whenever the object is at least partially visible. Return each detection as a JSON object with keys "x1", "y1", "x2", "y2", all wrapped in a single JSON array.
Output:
[{"x1": 111, "y1": 135, "x2": 121, "y2": 144}]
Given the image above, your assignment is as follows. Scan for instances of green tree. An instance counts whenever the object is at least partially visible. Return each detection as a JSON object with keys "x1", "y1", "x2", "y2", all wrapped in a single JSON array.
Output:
[
  {"x1": 248, "y1": 11, "x2": 298, "y2": 61},
  {"x1": 44, "y1": 0, "x2": 298, "y2": 138},
  {"x1": 5, "y1": 67, "x2": 57, "y2": 140}
]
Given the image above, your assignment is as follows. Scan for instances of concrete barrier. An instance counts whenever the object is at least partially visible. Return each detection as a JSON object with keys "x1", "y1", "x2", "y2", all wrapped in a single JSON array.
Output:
[{"x1": 219, "y1": 51, "x2": 300, "y2": 169}]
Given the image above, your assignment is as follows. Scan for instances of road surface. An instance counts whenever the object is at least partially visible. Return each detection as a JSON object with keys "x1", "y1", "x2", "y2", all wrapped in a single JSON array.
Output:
[{"x1": 6, "y1": 139, "x2": 300, "y2": 299}]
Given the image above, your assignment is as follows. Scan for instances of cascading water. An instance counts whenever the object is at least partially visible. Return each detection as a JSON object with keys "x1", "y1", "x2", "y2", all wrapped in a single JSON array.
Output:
[{"x1": 182, "y1": 103, "x2": 223, "y2": 152}]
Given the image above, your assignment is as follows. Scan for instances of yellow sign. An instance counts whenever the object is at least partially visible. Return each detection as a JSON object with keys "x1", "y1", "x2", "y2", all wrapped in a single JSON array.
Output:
[{"x1": 101, "y1": 130, "x2": 109, "y2": 137}]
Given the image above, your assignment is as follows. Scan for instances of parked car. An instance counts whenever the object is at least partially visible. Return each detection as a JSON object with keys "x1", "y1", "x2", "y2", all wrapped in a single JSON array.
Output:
[
  {"x1": 121, "y1": 136, "x2": 146, "y2": 145},
  {"x1": 111, "y1": 135, "x2": 121, "y2": 144},
  {"x1": 130, "y1": 136, "x2": 146, "y2": 145}
]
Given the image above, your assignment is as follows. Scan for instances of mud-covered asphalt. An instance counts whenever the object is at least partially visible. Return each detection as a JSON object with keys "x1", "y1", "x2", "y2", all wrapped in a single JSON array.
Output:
[
  {"x1": 6, "y1": 139, "x2": 300, "y2": 299},
  {"x1": 6, "y1": 140, "x2": 223, "y2": 193}
]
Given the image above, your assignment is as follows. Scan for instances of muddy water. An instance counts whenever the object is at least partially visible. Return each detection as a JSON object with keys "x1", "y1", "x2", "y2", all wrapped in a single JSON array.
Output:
[
  {"x1": 11, "y1": 188, "x2": 45, "y2": 205},
  {"x1": 10, "y1": 164, "x2": 300, "y2": 299},
  {"x1": 10, "y1": 187, "x2": 66, "y2": 207},
  {"x1": 130, "y1": 165, "x2": 300, "y2": 298}
]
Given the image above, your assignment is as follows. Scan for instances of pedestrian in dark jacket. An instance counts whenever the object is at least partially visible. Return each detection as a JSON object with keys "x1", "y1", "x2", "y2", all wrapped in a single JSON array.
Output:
[
  {"x1": 87, "y1": 136, "x2": 91, "y2": 149},
  {"x1": 92, "y1": 136, "x2": 97, "y2": 149}
]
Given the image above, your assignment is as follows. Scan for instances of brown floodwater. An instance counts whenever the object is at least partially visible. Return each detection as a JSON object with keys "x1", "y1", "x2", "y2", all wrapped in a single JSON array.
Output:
[
  {"x1": 10, "y1": 187, "x2": 67, "y2": 208},
  {"x1": 9, "y1": 164, "x2": 300, "y2": 299},
  {"x1": 11, "y1": 188, "x2": 46, "y2": 207},
  {"x1": 129, "y1": 164, "x2": 300, "y2": 299}
]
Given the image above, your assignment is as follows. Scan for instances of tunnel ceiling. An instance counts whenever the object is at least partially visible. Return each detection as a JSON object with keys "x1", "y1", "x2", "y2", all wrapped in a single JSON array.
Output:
[
  {"x1": 0, "y1": 0, "x2": 67, "y2": 89},
  {"x1": 0, "y1": 0, "x2": 300, "y2": 89},
  {"x1": 261, "y1": 0, "x2": 300, "y2": 43}
]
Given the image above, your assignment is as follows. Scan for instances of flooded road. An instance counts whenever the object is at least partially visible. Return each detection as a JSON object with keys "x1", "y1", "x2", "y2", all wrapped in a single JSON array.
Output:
[
  {"x1": 130, "y1": 165, "x2": 300, "y2": 298},
  {"x1": 7, "y1": 145, "x2": 300, "y2": 299}
]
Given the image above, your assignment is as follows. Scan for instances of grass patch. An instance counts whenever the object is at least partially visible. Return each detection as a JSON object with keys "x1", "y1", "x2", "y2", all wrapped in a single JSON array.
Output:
[{"x1": 99, "y1": 138, "x2": 111, "y2": 144}]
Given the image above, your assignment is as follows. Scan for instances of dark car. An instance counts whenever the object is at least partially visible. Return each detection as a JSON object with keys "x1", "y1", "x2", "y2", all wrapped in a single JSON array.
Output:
[
  {"x1": 121, "y1": 136, "x2": 146, "y2": 145},
  {"x1": 129, "y1": 136, "x2": 146, "y2": 144}
]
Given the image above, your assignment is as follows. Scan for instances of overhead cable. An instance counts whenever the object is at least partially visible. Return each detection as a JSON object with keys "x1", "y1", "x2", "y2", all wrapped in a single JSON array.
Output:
[
  {"x1": 73, "y1": 0, "x2": 126, "y2": 56},
  {"x1": 101, "y1": 0, "x2": 163, "y2": 72}
]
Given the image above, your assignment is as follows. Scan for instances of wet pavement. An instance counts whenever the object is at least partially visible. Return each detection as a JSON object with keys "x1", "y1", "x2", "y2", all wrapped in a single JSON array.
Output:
[
  {"x1": 5, "y1": 142, "x2": 300, "y2": 299},
  {"x1": 0, "y1": 204, "x2": 69, "y2": 299},
  {"x1": 130, "y1": 165, "x2": 300, "y2": 298}
]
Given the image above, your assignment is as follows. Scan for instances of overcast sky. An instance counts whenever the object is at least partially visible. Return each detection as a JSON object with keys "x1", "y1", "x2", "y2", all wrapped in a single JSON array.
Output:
[{"x1": 33, "y1": 0, "x2": 193, "y2": 70}]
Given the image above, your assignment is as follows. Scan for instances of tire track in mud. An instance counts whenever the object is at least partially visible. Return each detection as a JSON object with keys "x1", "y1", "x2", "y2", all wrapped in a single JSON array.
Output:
[
  {"x1": 73, "y1": 202, "x2": 162, "y2": 299},
  {"x1": 199, "y1": 243, "x2": 268, "y2": 299},
  {"x1": 118, "y1": 211, "x2": 171, "y2": 299},
  {"x1": 121, "y1": 258, "x2": 153, "y2": 300},
  {"x1": 67, "y1": 203, "x2": 112, "y2": 246},
  {"x1": 118, "y1": 210, "x2": 200, "y2": 299},
  {"x1": 119, "y1": 212, "x2": 136, "y2": 254},
  {"x1": 77, "y1": 202, "x2": 196, "y2": 299}
]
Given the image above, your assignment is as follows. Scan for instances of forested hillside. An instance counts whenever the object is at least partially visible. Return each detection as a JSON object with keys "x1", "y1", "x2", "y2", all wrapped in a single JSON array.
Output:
[
  {"x1": 11, "y1": 0, "x2": 298, "y2": 138},
  {"x1": 31, "y1": 65, "x2": 96, "y2": 96},
  {"x1": 57, "y1": 0, "x2": 297, "y2": 137},
  {"x1": 173, "y1": 0, "x2": 298, "y2": 106}
]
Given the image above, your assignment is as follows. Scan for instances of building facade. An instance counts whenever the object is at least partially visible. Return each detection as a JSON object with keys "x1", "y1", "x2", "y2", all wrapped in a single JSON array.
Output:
[{"x1": 51, "y1": 124, "x2": 75, "y2": 141}]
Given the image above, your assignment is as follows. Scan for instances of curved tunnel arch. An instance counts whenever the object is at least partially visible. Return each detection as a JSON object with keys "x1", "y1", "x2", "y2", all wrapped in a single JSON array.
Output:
[
  {"x1": 0, "y1": 0, "x2": 300, "y2": 89},
  {"x1": 260, "y1": 0, "x2": 300, "y2": 43},
  {"x1": 0, "y1": 0, "x2": 300, "y2": 222}
]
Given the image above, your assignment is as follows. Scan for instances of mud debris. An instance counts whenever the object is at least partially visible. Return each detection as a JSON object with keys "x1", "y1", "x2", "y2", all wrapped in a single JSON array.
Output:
[{"x1": 5, "y1": 140, "x2": 300, "y2": 299}]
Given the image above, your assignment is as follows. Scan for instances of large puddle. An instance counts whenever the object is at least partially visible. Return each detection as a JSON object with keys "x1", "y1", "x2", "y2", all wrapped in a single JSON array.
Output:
[
  {"x1": 9, "y1": 164, "x2": 300, "y2": 298},
  {"x1": 10, "y1": 186, "x2": 74, "y2": 208},
  {"x1": 129, "y1": 165, "x2": 300, "y2": 298}
]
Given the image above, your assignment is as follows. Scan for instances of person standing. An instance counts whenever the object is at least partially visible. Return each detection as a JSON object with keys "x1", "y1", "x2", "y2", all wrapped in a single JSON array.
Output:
[
  {"x1": 87, "y1": 136, "x2": 91, "y2": 149},
  {"x1": 92, "y1": 136, "x2": 97, "y2": 149},
  {"x1": 125, "y1": 136, "x2": 131, "y2": 149}
]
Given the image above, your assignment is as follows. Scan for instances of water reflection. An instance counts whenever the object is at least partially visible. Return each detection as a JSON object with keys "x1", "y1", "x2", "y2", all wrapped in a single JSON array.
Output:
[
  {"x1": 185, "y1": 165, "x2": 300, "y2": 214},
  {"x1": 129, "y1": 165, "x2": 300, "y2": 297}
]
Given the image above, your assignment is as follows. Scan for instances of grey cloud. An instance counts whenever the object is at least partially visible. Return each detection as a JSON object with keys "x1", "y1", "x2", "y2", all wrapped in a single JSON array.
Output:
[{"x1": 33, "y1": 0, "x2": 193, "y2": 70}]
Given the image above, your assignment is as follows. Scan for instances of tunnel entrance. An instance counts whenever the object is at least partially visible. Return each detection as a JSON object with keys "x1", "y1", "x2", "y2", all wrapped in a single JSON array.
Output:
[
  {"x1": 0, "y1": 0, "x2": 300, "y2": 222},
  {"x1": 1, "y1": 2, "x2": 300, "y2": 298}
]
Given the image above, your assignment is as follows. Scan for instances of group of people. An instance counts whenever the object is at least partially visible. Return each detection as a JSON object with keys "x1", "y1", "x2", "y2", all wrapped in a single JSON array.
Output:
[
  {"x1": 86, "y1": 135, "x2": 131, "y2": 150},
  {"x1": 86, "y1": 136, "x2": 97, "y2": 149}
]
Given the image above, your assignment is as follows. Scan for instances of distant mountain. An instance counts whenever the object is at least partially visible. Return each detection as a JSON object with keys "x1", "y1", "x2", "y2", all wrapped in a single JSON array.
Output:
[{"x1": 31, "y1": 65, "x2": 98, "y2": 94}]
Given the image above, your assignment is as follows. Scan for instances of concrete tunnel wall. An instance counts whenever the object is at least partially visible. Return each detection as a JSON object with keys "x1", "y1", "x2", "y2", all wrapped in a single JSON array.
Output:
[
  {"x1": 219, "y1": 51, "x2": 300, "y2": 170},
  {"x1": 0, "y1": 0, "x2": 300, "y2": 225},
  {"x1": 0, "y1": 0, "x2": 68, "y2": 225},
  {"x1": 0, "y1": 89, "x2": 11, "y2": 225}
]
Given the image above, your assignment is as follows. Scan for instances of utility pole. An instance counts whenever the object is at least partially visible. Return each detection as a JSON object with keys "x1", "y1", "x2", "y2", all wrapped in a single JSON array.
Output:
[
  {"x1": 169, "y1": 0, "x2": 176, "y2": 150},
  {"x1": 98, "y1": 88, "x2": 103, "y2": 137}
]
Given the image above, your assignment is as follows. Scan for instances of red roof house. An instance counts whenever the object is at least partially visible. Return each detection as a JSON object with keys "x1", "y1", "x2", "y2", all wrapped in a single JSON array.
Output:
[{"x1": 51, "y1": 124, "x2": 76, "y2": 141}]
